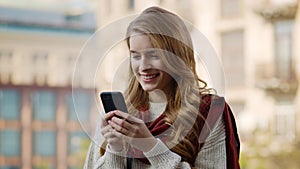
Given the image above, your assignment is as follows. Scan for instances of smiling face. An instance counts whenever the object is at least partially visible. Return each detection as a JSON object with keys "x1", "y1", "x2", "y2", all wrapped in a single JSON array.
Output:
[{"x1": 129, "y1": 34, "x2": 174, "y2": 95}]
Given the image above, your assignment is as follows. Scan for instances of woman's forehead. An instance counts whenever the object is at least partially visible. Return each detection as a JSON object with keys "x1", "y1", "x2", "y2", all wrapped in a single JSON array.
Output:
[{"x1": 129, "y1": 34, "x2": 153, "y2": 50}]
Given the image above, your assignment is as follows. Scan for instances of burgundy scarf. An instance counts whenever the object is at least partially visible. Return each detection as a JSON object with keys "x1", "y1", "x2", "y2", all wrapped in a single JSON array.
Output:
[
  {"x1": 127, "y1": 94, "x2": 240, "y2": 169},
  {"x1": 198, "y1": 95, "x2": 240, "y2": 169}
]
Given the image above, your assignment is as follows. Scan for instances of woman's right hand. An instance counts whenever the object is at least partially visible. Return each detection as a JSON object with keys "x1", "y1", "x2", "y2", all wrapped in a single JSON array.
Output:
[{"x1": 100, "y1": 111, "x2": 124, "y2": 152}]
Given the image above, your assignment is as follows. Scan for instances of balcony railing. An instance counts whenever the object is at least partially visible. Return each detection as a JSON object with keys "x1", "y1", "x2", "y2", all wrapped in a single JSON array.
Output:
[
  {"x1": 255, "y1": 63, "x2": 298, "y2": 96},
  {"x1": 254, "y1": 0, "x2": 298, "y2": 22}
]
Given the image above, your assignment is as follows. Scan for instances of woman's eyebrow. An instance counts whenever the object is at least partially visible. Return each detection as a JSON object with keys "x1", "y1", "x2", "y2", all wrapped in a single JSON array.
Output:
[
  {"x1": 145, "y1": 50, "x2": 155, "y2": 54},
  {"x1": 130, "y1": 49, "x2": 155, "y2": 54},
  {"x1": 130, "y1": 50, "x2": 139, "y2": 54}
]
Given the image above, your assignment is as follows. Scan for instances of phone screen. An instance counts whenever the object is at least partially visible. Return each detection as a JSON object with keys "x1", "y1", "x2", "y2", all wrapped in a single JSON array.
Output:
[{"x1": 100, "y1": 92, "x2": 128, "y2": 113}]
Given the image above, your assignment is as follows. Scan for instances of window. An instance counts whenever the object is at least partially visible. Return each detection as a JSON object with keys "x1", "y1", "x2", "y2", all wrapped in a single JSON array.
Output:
[
  {"x1": 67, "y1": 55, "x2": 76, "y2": 84},
  {"x1": 0, "y1": 50, "x2": 12, "y2": 62},
  {"x1": 65, "y1": 14, "x2": 82, "y2": 22},
  {"x1": 32, "y1": 52, "x2": 48, "y2": 63},
  {"x1": 275, "y1": 100, "x2": 295, "y2": 140},
  {"x1": 220, "y1": 0, "x2": 241, "y2": 18},
  {"x1": 0, "y1": 166, "x2": 20, "y2": 169},
  {"x1": 33, "y1": 131, "x2": 56, "y2": 156},
  {"x1": 32, "y1": 91, "x2": 56, "y2": 121},
  {"x1": 129, "y1": 0, "x2": 135, "y2": 9},
  {"x1": 0, "y1": 130, "x2": 21, "y2": 156},
  {"x1": 0, "y1": 90, "x2": 20, "y2": 120},
  {"x1": 67, "y1": 92, "x2": 91, "y2": 122},
  {"x1": 0, "y1": 50, "x2": 13, "y2": 83},
  {"x1": 221, "y1": 30, "x2": 245, "y2": 86},
  {"x1": 32, "y1": 52, "x2": 49, "y2": 84},
  {"x1": 274, "y1": 20, "x2": 294, "y2": 80}
]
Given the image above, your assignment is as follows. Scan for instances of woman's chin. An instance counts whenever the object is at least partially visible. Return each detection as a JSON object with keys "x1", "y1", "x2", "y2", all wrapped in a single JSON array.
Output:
[{"x1": 141, "y1": 86, "x2": 156, "y2": 92}]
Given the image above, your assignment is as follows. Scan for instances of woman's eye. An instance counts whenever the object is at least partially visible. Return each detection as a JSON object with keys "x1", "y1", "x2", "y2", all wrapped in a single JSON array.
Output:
[
  {"x1": 131, "y1": 55, "x2": 141, "y2": 59},
  {"x1": 149, "y1": 55, "x2": 159, "y2": 59}
]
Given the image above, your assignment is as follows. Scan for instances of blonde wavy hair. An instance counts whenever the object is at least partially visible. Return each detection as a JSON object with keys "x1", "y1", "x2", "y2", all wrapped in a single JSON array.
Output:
[{"x1": 125, "y1": 6, "x2": 211, "y2": 166}]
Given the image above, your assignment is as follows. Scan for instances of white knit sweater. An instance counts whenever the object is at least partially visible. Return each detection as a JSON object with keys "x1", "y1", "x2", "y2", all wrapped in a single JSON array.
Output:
[{"x1": 84, "y1": 103, "x2": 226, "y2": 169}]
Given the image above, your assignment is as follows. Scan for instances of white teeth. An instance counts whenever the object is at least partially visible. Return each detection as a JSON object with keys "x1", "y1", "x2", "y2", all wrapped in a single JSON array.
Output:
[{"x1": 142, "y1": 75, "x2": 156, "y2": 80}]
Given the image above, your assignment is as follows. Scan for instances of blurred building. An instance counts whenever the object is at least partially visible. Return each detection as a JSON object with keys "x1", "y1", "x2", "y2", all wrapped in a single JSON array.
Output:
[
  {"x1": 0, "y1": 0, "x2": 98, "y2": 169},
  {"x1": 184, "y1": 0, "x2": 300, "y2": 145},
  {"x1": 1, "y1": 0, "x2": 300, "y2": 169},
  {"x1": 97, "y1": 0, "x2": 300, "y2": 150}
]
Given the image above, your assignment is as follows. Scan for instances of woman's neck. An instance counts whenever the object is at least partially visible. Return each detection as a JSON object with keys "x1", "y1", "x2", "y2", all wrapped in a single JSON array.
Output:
[{"x1": 149, "y1": 89, "x2": 168, "y2": 103}]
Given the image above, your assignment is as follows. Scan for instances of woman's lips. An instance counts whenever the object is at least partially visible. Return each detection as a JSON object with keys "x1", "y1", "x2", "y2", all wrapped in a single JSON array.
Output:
[{"x1": 140, "y1": 73, "x2": 159, "y2": 82}]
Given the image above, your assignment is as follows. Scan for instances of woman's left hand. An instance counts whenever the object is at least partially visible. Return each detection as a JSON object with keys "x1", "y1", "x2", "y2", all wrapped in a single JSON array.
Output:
[{"x1": 108, "y1": 110, "x2": 157, "y2": 152}]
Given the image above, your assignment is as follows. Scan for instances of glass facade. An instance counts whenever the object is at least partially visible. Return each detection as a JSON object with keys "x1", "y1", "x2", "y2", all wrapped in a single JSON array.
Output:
[
  {"x1": 0, "y1": 130, "x2": 21, "y2": 156},
  {"x1": 33, "y1": 131, "x2": 57, "y2": 156},
  {"x1": 0, "y1": 166, "x2": 20, "y2": 169},
  {"x1": 0, "y1": 88, "x2": 94, "y2": 168},
  {"x1": 32, "y1": 91, "x2": 56, "y2": 121},
  {"x1": 0, "y1": 90, "x2": 20, "y2": 120},
  {"x1": 67, "y1": 92, "x2": 91, "y2": 122}
]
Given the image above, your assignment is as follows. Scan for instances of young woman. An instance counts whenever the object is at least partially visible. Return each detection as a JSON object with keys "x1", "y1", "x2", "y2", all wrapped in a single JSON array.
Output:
[{"x1": 84, "y1": 6, "x2": 240, "y2": 169}]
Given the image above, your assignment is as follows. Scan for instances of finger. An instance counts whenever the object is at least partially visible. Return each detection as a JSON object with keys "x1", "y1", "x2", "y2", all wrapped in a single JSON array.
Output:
[
  {"x1": 103, "y1": 128, "x2": 119, "y2": 140},
  {"x1": 108, "y1": 120, "x2": 129, "y2": 135},
  {"x1": 101, "y1": 111, "x2": 116, "y2": 127},
  {"x1": 111, "y1": 116, "x2": 140, "y2": 134},
  {"x1": 104, "y1": 111, "x2": 116, "y2": 121},
  {"x1": 111, "y1": 128, "x2": 132, "y2": 141},
  {"x1": 114, "y1": 111, "x2": 144, "y2": 124},
  {"x1": 111, "y1": 116, "x2": 131, "y2": 129},
  {"x1": 100, "y1": 125, "x2": 112, "y2": 136}
]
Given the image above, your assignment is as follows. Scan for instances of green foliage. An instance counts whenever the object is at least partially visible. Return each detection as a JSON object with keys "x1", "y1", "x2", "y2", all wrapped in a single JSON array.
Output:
[
  {"x1": 35, "y1": 161, "x2": 50, "y2": 169},
  {"x1": 69, "y1": 138, "x2": 90, "y2": 169},
  {"x1": 240, "y1": 130, "x2": 300, "y2": 169}
]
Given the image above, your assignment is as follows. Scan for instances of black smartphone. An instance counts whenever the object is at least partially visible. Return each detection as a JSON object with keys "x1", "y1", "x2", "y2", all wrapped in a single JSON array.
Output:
[{"x1": 100, "y1": 91, "x2": 128, "y2": 113}]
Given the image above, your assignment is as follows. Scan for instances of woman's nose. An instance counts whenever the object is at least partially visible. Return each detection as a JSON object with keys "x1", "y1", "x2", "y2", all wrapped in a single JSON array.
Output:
[{"x1": 140, "y1": 57, "x2": 152, "y2": 70}]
